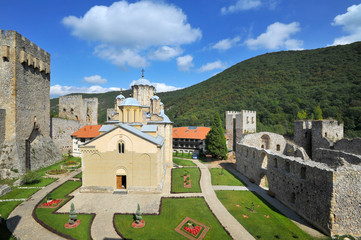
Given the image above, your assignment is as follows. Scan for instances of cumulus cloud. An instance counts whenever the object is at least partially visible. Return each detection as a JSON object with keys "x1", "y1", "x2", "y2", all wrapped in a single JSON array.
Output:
[
  {"x1": 176, "y1": 55, "x2": 194, "y2": 71},
  {"x1": 331, "y1": 4, "x2": 361, "y2": 45},
  {"x1": 129, "y1": 79, "x2": 181, "y2": 92},
  {"x1": 50, "y1": 85, "x2": 121, "y2": 98},
  {"x1": 221, "y1": 0, "x2": 261, "y2": 14},
  {"x1": 149, "y1": 46, "x2": 183, "y2": 61},
  {"x1": 62, "y1": 1, "x2": 201, "y2": 68},
  {"x1": 82, "y1": 75, "x2": 107, "y2": 84},
  {"x1": 245, "y1": 22, "x2": 303, "y2": 50},
  {"x1": 212, "y1": 36, "x2": 241, "y2": 50},
  {"x1": 198, "y1": 60, "x2": 226, "y2": 73}
]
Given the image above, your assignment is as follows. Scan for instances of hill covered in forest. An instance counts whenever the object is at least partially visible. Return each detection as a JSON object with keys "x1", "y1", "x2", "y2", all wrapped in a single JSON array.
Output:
[{"x1": 51, "y1": 41, "x2": 361, "y2": 137}]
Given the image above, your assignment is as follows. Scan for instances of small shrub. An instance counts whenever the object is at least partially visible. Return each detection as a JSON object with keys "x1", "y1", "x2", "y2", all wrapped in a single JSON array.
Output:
[
  {"x1": 184, "y1": 170, "x2": 189, "y2": 176},
  {"x1": 22, "y1": 170, "x2": 41, "y2": 184},
  {"x1": 185, "y1": 177, "x2": 190, "y2": 181}
]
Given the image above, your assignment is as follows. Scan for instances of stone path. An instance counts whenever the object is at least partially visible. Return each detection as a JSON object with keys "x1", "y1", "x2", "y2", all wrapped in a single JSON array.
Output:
[
  {"x1": 7, "y1": 169, "x2": 81, "y2": 240},
  {"x1": 194, "y1": 160, "x2": 255, "y2": 240}
]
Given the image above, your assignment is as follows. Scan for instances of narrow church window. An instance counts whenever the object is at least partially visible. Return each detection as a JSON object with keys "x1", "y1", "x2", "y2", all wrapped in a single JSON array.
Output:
[
  {"x1": 118, "y1": 142, "x2": 125, "y2": 154},
  {"x1": 325, "y1": 132, "x2": 328, "y2": 137},
  {"x1": 247, "y1": 117, "x2": 249, "y2": 124},
  {"x1": 276, "y1": 144, "x2": 280, "y2": 151},
  {"x1": 252, "y1": 117, "x2": 254, "y2": 124},
  {"x1": 274, "y1": 158, "x2": 278, "y2": 168}
]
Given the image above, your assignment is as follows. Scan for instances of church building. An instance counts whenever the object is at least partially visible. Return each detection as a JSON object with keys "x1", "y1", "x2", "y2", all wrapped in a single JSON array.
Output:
[{"x1": 80, "y1": 73, "x2": 173, "y2": 193}]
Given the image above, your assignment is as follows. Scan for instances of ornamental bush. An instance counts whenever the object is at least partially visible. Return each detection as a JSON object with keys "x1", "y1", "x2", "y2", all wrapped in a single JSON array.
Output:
[{"x1": 22, "y1": 170, "x2": 41, "y2": 185}]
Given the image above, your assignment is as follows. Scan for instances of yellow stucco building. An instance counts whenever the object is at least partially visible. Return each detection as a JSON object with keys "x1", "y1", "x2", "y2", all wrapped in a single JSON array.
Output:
[{"x1": 80, "y1": 77, "x2": 173, "y2": 193}]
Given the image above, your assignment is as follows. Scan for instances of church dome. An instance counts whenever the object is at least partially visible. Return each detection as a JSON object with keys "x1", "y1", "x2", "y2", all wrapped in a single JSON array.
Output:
[
  {"x1": 130, "y1": 78, "x2": 154, "y2": 87},
  {"x1": 116, "y1": 94, "x2": 125, "y2": 99},
  {"x1": 119, "y1": 97, "x2": 141, "y2": 107},
  {"x1": 151, "y1": 95, "x2": 160, "y2": 100}
]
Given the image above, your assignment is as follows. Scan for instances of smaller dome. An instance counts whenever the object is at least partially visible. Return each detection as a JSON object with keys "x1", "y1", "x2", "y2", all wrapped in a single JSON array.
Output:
[
  {"x1": 130, "y1": 78, "x2": 155, "y2": 87},
  {"x1": 116, "y1": 94, "x2": 125, "y2": 99},
  {"x1": 151, "y1": 95, "x2": 160, "y2": 100},
  {"x1": 119, "y1": 97, "x2": 141, "y2": 107}
]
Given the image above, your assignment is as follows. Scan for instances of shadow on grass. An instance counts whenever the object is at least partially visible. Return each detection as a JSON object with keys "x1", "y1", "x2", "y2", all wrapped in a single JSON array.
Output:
[
  {"x1": 1, "y1": 215, "x2": 21, "y2": 239},
  {"x1": 219, "y1": 162, "x2": 248, "y2": 186}
]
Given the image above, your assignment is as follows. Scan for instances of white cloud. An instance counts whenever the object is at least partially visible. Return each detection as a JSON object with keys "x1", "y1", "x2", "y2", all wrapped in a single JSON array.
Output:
[
  {"x1": 212, "y1": 36, "x2": 241, "y2": 50},
  {"x1": 149, "y1": 46, "x2": 183, "y2": 61},
  {"x1": 198, "y1": 60, "x2": 226, "y2": 73},
  {"x1": 62, "y1": 1, "x2": 201, "y2": 68},
  {"x1": 129, "y1": 79, "x2": 181, "y2": 93},
  {"x1": 221, "y1": 0, "x2": 261, "y2": 14},
  {"x1": 94, "y1": 45, "x2": 147, "y2": 68},
  {"x1": 332, "y1": 4, "x2": 361, "y2": 45},
  {"x1": 176, "y1": 55, "x2": 194, "y2": 71},
  {"x1": 83, "y1": 75, "x2": 107, "y2": 84},
  {"x1": 50, "y1": 85, "x2": 121, "y2": 98},
  {"x1": 245, "y1": 22, "x2": 303, "y2": 50}
]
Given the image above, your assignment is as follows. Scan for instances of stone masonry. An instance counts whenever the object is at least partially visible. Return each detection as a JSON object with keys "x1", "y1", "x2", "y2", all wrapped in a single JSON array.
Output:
[
  {"x1": 0, "y1": 30, "x2": 61, "y2": 177},
  {"x1": 234, "y1": 112, "x2": 361, "y2": 237}
]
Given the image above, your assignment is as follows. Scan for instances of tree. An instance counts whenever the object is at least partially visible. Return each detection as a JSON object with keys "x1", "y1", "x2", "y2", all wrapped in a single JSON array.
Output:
[
  {"x1": 314, "y1": 105, "x2": 323, "y2": 120},
  {"x1": 297, "y1": 110, "x2": 307, "y2": 120},
  {"x1": 205, "y1": 112, "x2": 228, "y2": 159}
]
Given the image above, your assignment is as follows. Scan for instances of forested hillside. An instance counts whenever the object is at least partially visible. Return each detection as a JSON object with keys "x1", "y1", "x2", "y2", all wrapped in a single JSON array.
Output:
[{"x1": 51, "y1": 41, "x2": 361, "y2": 137}]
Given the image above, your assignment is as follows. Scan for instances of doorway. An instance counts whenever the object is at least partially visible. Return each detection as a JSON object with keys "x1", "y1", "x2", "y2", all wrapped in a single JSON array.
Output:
[{"x1": 116, "y1": 175, "x2": 127, "y2": 189}]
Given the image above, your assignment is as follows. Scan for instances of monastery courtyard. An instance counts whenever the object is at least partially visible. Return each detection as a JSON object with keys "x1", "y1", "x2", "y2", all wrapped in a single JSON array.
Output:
[{"x1": 5, "y1": 157, "x2": 325, "y2": 240}]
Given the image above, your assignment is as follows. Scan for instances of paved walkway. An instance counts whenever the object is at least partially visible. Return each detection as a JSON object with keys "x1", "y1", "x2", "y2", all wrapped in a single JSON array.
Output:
[
  {"x1": 7, "y1": 169, "x2": 81, "y2": 240},
  {"x1": 194, "y1": 160, "x2": 255, "y2": 240}
]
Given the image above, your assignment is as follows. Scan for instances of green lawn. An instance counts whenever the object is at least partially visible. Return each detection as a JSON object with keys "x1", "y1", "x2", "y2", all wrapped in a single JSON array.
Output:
[
  {"x1": 173, "y1": 152, "x2": 192, "y2": 159},
  {"x1": 210, "y1": 168, "x2": 246, "y2": 186},
  {"x1": 35, "y1": 180, "x2": 93, "y2": 240},
  {"x1": 22, "y1": 177, "x2": 57, "y2": 187},
  {"x1": 114, "y1": 198, "x2": 231, "y2": 240},
  {"x1": 0, "y1": 188, "x2": 40, "y2": 200},
  {"x1": 172, "y1": 168, "x2": 201, "y2": 193},
  {"x1": 173, "y1": 158, "x2": 197, "y2": 166},
  {"x1": 74, "y1": 172, "x2": 82, "y2": 179},
  {"x1": 216, "y1": 191, "x2": 325, "y2": 240},
  {"x1": 36, "y1": 156, "x2": 81, "y2": 176}
]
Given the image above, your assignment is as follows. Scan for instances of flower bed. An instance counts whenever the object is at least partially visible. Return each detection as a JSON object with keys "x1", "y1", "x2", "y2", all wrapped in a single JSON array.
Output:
[
  {"x1": 38, "y1": 199, "x2": 65, "y2": 208},
  {"x1": 47, "y1": 169, "x2": 68, "y2": 175},
  {"x1": 184, "y1": 174, "x2": 192, "y2": 188},
  {"x1": 175, "y1": 217, "x2": 210, "y2": 240}
]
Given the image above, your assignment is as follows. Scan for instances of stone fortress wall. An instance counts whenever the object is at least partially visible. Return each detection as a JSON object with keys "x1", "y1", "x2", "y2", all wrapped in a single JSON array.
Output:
[
  {"x1": 234, "y1": 110, "x2": 361, "y2": 237},
  {"x1": 226, "y1": 110, "x2": 256, "y2": 150},
  {"x1": 0, "y1": 30, "x2": 61, "y2": 177},
  {"x1": 52, "y1": 95, "x2": 98, "y2": 154}
]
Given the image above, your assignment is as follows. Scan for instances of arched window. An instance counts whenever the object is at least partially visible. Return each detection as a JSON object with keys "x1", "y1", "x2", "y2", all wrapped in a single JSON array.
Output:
[
  {"x1": 276, "y1": 144, "x2": 280, "y2": 151},
  {"x1": 118, "y1": 141, "x2": 125, "y2": 154}
]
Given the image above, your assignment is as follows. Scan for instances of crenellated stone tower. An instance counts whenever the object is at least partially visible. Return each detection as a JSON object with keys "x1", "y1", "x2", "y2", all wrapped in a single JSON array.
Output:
[{"x1": 0, "y1": 30, "x2": 61, "y2": 177}]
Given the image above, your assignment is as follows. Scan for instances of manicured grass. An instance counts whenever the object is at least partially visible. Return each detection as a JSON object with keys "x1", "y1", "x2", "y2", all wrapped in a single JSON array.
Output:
[
  {"x1": 114, "y1": 198, "x2": 231, "y2": 240},
  {"x1": 173, "y1": 152, "x2": 192, "y2": 159},
  {"x1": 22, "y1": 177, "x2": 57, "y2": 187},
  {"x1": 172, "y1": 168, "x2": 201, "y2": 193},
  {"x1": 216, "y1": 191, "x2": 323, "y2": 240},
  {"x1": 36, "y1": 156, "x2": 81, "y2": 177},
  {"x1": 0, "y1": 188, "x2": 40, "y2": 200},
  {"x1": 74, "y1": 172, "x2": 82, "y2": 179},
  {"x1": 173, "y1": 158, "x2": 196, "y2": 166},
  {"x1": 210, "y1": 168, "x2": 246, "y2": 186},
  {"x1": 0, "y1": 201, "x2": 23, "y2": 219},
  {"x1": 35, "y1": 180, "x2": 93, "y2": 240}
]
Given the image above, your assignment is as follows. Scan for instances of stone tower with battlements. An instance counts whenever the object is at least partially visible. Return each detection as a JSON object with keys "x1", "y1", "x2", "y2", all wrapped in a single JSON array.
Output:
[
  {"x1": 0, "y1": 30, "x2": 61, "y2": 177},
  {"x1": 226, "y1": 110, "x2": 257, "y2": 150},
  {"x1": 58, "y1": 95, "x2": 98, "y2": 125}
]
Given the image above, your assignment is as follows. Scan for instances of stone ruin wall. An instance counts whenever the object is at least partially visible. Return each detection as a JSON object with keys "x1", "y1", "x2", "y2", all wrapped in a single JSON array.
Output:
[
  {"x1": 236, "y1": 144, "x2": 334, "y2": 235},
  {"x1": 53, "y1": 95, "x2": 98, "y2": 154},
  {"x1": 0, "y1": 109, "x2": 5, "y2": 153},
  {"x1": 293, "y1": 120, "x2": 312, "y2": 157},
  {"x1": 0, "y1": 30, "x2": 60, "y2": 175},
  {"x1": 334, "y1": 138, "x2": 361, "y2": 156},
  {"x1": 225, "y1": 111, "x2": 241, "y2": 150}
]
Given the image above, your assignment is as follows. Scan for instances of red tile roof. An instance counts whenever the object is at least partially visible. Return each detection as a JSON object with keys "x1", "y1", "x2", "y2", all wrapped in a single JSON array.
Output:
[
  {"x1": 71, "y1": 125, "x2": 102, "y2": 139},
  {"x1": 173, "y1": 127, "x2": 210, "y2": 140}
]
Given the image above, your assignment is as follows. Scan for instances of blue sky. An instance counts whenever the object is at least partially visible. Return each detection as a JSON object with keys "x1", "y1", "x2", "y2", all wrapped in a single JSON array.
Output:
[{"x1": 2, "y1": 0, "x2": 361, "y2": 98}]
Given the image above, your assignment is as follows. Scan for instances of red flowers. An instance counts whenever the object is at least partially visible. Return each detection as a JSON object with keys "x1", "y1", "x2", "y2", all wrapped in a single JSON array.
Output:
[
  {"x1": 42, "y1": 199, "x2": 60, "y2": 207},
  {"x1": 184, "y1": 225, "x2": 202, "y2": 236}
]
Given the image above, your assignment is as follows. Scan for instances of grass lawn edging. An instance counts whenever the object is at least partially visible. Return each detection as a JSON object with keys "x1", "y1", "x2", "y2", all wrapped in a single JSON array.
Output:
[{"x1": 32, "y1": 180, "x2": 95, "y2": 240}]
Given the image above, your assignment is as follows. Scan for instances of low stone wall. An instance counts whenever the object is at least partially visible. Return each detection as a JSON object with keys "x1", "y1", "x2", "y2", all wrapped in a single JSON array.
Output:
[{"x1": 314, "y1": 148, "x2": 361, "y2": 166}]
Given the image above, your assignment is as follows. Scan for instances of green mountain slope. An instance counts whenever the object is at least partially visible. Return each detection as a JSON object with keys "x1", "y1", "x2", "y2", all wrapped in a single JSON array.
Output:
[{"x1": 51, "y1": 42, "x2": 361, "y2": 137}]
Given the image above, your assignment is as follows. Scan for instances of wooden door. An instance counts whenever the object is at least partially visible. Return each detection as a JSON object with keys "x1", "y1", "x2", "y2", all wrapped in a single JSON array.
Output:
[{"x1": 116, "y1": 175, "x2": 123, "y2": 189}]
